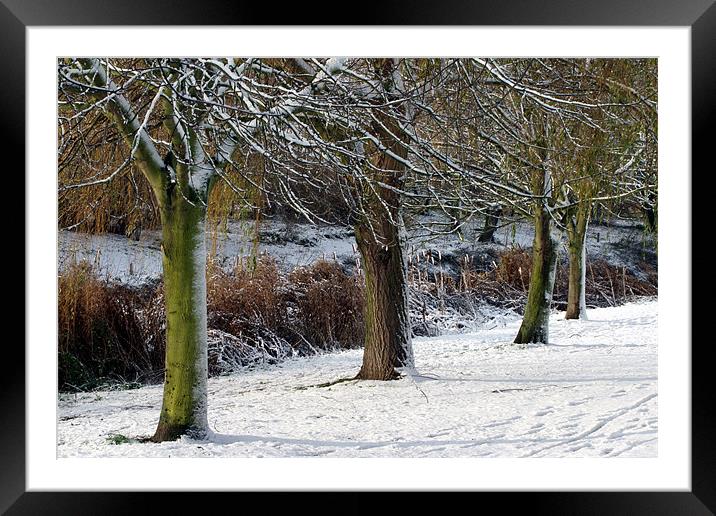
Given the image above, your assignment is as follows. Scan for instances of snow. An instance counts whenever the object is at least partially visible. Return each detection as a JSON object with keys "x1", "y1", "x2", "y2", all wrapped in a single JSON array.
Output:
[
  {"x1": 191, "y1": 217, "x2": 209, "y2": 436},
  {"x1": 58, "y1": 299, "x2": 657, "y2": 458},
  {"x1": 59, "y1": 230, "x2": 163, "y2": 286}
]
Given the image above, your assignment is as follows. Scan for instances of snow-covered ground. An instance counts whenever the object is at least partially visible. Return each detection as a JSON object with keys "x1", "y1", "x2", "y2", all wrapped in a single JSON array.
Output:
[{"x1": 58, "y1": 299, "x2": 657, "y2": 458}]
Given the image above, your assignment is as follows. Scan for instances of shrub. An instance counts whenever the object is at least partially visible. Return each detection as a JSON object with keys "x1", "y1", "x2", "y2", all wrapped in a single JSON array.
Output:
[
  {"x1": 207, "y1": 256, "x2": 287, "y2": 338},
  {"x1": 288, "y1": 260, "x2": 364, "y2": 350},
  {"x1": 495, "y1": 247, "x2": 532, "y2": 290},
  {"x1": 58, "y1": 261, "x2": 165, "y2": 391}
]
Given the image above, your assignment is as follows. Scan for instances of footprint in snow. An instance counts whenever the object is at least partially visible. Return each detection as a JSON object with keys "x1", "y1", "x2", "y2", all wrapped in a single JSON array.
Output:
[
  {"x1": 483, "y1": 416, "x2": 520, "y2": 428},
  {"x1": 568, "y1": 398, "x2": 591, "y2": 406}
]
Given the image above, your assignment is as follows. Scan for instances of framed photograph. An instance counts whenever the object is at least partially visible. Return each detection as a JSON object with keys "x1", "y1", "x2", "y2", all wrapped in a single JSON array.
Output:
[{"x1": 9, "y1": 0, "x2": 711, "y2": 512}]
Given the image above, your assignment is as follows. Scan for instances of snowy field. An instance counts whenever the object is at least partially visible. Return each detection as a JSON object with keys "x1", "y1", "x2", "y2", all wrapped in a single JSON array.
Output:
[{"x1": 58, "y1": 299, "x2": 657, "y2": 458}]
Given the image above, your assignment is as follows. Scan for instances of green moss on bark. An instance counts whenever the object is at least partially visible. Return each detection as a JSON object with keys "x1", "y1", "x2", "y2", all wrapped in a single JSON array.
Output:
[
  {"x1": 514, "y1": 205, "x2": 559, "y2": 344},
  {"x1": 152, "y1": 197, "x2": 208, "y2": 442}
]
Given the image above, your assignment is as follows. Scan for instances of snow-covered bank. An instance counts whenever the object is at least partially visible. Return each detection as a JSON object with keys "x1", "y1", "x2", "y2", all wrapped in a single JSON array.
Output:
[
  {"x1": 58, "y1": 300, "x2": 657, "y2": 458},
  {"x1": 58, "y1": 216, "x2": 655, "y2": 285}
]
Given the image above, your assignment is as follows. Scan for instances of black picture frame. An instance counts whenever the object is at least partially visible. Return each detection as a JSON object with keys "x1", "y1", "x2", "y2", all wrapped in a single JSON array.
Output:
[{"x1": 6, "y1": 0, "x2": 712, "y2": 513}]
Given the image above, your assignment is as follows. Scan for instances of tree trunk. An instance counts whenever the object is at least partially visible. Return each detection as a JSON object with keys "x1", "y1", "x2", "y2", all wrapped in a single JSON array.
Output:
[
  {"x1": 152, "y1": 195, "x2": 209, "y2": 442},
  {"x1": 355, "y1": 216, "x2": 413, "y2": 380},
  {"x1": 643, "y1": 206, "x2": 656, "y2": 232},
  {"x1": 352, "y1": 57, "x2": 414, "y2": 381},
  {"x1": 478, "y1": 204, "x2": 502, "y2": 243},
  {"x1": 642, "y1": 192, "x2": 657, "y2": 233},
  {"x1": 514, "y1": 205, "x2": 560, "y2": 344},
  {"x1": 565, "y1": 209, "x2": 589, "y2": 320}
]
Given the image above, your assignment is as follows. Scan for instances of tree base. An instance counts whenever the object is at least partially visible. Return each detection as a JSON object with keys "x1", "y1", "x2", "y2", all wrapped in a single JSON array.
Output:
[
  {"x1": 355, "y1": 367, "x2": 402, "y2": 381},
  {"x1": 513, "y1": 326, "x2": 548, "y2": 345},
  {"x1": 151, "y1": 422, "x2": 190, "y2": 443}
]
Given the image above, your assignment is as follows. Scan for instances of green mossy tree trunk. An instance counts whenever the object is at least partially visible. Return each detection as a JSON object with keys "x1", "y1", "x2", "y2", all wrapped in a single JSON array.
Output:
[
  {"x1": 514, "y1": 204, "x2": 560, "y2": 344},
  {"x1": 152, "y1": 184, "x2": 209, "y2": 442},
  {"x1": 355, "y1": 216, "x2": 413, "y2": 380},
  {"x1": 565, "y1": 206, "x2": 590, "y2": 320},
  {"x1": 77, "y1": 58, "x2": 216, "y2": 442}
]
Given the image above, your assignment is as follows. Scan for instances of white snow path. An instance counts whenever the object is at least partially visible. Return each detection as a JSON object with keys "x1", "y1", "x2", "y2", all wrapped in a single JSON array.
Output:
[{"x1": 57, "y1": 300, "x2": 657, "y2": 458}]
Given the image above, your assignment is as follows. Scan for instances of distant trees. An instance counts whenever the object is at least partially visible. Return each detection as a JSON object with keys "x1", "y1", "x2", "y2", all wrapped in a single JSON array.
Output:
[
  {"x1": 556, "y1": 58, "x2": 657, "y2": 320},
  {"x1": 488, "y1": 58, "x2": 656, "y2": 335},
  {"x1": 399, "y1": 57, "x2": 657, "y2": 339}
]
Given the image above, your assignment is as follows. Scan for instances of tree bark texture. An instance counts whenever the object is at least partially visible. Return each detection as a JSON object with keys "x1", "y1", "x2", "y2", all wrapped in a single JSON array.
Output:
[
  {"x1": 354, "y1": 58, "x2": 414, "y2": 380},
  {"x1": 514, "y1": 204, "x2": 560, "y2": 344},
  {"x1": 565, "y1": 207, "x2": 590, "y2": 320},
  {"x1": 355, "y1": 217, "x2": 413, "y2": 380},
  {"x1": 152, "y1": 187, "x2": 209, "y2": 442}
]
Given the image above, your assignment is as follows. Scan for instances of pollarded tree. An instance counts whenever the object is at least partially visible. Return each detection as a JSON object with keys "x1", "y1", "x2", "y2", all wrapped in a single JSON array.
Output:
[
  {"x1": 559, "y1": 126, "x2": 649, "y2": 320},
  {"x1": 354, "y1": 59, "x2": 416, "y2": 379},
  {"x1": 559, "y1": 122, "x2": 611, "y2": 321},
  {"x1": 58, "y1": 57, "x2": 361, "y2": 440},
  {"x1": 489, "y1": 59, "x2": 653, "y2": 339},
  {"x1": 510, "y1": 108, "x2": 565, "y2": 344},
  {"x1": 407, "y1": 57, "x2": 571, "y2": 344},
  {"x1": 256, "y1": 57, "x2": 421, "y2": 380}
]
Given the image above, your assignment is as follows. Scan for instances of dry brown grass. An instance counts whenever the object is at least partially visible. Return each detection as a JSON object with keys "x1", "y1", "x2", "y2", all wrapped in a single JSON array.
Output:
[
  {"x1": 495, "y1": 247, "x2": 532, "y2": 290},
  {"x1": 288, "y1": 260, "x2": 364, "y2": 349},
  {"x1": 207, "y1": 256, "x2": 287, "y2": 337},
  {"x1": 455, "y1": 247, "x2": 657, "y2": 311},
  {"x1": 59, "y1": 256, "x2": 366, "y2": 390},
  {"x1": 58, "y1": 261, "x2": 165, "y2": 390},
  {"x1": 406, "y1": 245, "x2": 657, "y2": 315},
  {"x1": 58, "y1": 245, "x2": 656, "y2": 391}
]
